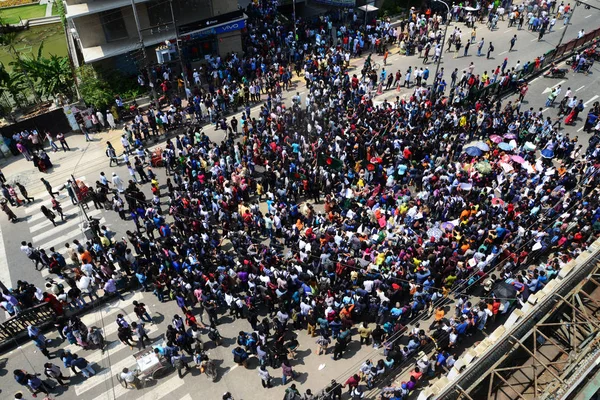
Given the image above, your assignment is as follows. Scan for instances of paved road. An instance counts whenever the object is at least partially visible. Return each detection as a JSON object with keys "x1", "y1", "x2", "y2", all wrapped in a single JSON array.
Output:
[{"x1": 0, "y1": 9, "x2": 599, "y2": 400}]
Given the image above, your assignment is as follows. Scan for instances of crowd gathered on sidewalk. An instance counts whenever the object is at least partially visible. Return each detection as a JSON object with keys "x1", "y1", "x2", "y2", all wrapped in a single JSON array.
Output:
[{"x1": 5, "y1": 0, "x2": 600, "y2": 399}]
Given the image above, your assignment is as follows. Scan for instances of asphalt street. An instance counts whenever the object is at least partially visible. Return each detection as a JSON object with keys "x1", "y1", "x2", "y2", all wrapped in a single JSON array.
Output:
[{"x1": 0, "y1": 8, "x2": 598, "y2": 400}]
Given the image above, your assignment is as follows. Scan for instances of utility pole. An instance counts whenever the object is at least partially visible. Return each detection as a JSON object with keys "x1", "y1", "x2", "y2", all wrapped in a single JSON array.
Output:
[
  {"x1": 292, "y1": 0, "x2": 297, "y2": 42},
  {"x1": 556, "y1": 1, "x2": 577, "y2": 50},
  {"x1": 131, "y1": 0, "x2": 157, "y2": 105},
  {"x1": 432, "y1": 0, "x2": 450, "y2": 100},
  {"x1": 70, "y1": 175, "x2": 98, "y2": 239},
  {"x1": 169, "y1": 0, "x2": 188, "y2": 97}
]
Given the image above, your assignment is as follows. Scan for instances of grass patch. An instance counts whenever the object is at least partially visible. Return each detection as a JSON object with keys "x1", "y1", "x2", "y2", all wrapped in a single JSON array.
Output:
[
  {"x1": 0, "y1": 23, "x2": 67, "y2": 71},
  {"x1": 52, "y1": 1, "x2": 58, "y2": 15},
  {"x1": 0, "y1": 4, "x2": 46, "y2": 24}
]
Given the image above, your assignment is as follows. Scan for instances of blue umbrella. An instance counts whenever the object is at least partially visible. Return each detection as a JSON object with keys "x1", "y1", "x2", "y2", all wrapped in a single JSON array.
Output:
[
  {"x1": 498, "y1": 142, "x2": 514, "y2": 151},
  {"x1": 464, "y1": 146, "x2": 483, "y2": 157},
  {"x1": 541, "y1": 148, "x2": 555, "y2": 158}
]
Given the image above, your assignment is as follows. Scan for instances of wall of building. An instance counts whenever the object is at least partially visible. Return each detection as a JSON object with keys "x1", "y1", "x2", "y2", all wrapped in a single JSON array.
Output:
[
  {"x1": 217, "y1": 31, "x2": 242, "y2": 57},
  {"x1": 212, "y1": 0, "x2": 238, "y2": 16},
  {"x1": 73, "y1": 14, "x2": 106, "y2": 48}
]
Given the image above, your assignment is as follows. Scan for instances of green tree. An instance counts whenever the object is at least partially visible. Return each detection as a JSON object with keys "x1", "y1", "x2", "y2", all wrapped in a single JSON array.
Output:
[
  {"x1": 0, "y1": 63, "x2": 27, "y2": 108},
  {"x1": 77, "y1": 65, "x2": 114, "y2": 110},
  {"x1": 15, "y1": 43, "x2": 74, "y2": 100},
  {"x1": 0, "y1": 31, "x2": 40, "y2": 102}
]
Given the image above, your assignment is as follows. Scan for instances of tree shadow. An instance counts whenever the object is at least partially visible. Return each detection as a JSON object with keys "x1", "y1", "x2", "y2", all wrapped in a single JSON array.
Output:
[
  {"x1": 151, "y1": 312, "x2": 165, "y2": 325},
  {"x1": 293, "y1": 348, "x2": 312, "y2": 365},
  {"x1": 294, "y1": 371, "x2": 309, "y2": 384}
]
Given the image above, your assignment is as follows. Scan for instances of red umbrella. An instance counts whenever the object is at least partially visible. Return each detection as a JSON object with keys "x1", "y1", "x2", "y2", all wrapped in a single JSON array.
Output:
[
  {"x1": 367, "y1": 163, "x2": 376, "y2": 171},
  {"x1": 491, "y1": 198, "x2": 505, "y2": 206},
  {"x1": 370, "y1": 157, "x2": 383, "y2": 164}
]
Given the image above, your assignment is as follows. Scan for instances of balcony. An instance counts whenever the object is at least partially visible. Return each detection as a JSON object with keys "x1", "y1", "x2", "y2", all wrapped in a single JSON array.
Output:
[
  {"x1": 79, "y1": 23, "x2": 176, "y2": 63},
  {"x1": 65, "y1": 0, "x2": 152, "y2": 19}
]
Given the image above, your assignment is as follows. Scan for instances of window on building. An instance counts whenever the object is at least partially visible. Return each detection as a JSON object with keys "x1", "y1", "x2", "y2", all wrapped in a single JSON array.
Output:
[
  {"x1": 147, "y1": 1, "x2": 171, "y2": 28},
  {"x1": 100, "y1": 9, "x2": 129, "y2": 42}
]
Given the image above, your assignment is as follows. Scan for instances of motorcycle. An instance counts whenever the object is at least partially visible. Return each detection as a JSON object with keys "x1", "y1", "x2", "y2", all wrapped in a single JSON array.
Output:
[{"x1": 544, "y1": 68, "x2": 568, "y2": 78}]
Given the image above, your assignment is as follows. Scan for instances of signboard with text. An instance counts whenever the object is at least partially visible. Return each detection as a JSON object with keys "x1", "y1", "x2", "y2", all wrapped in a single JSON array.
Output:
[{"x1": 312, "y1": 0, "x2": 355, "y2": 7}]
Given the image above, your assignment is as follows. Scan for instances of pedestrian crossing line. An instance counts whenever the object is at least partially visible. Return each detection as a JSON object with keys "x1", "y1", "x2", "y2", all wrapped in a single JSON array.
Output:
[
  {"x1": 75, "y1": 335, "x2": 166, "y2": 396},
  {"x1": 74, "y1": 356, "x2": 135, "y2": 396},
  {"x1": 31, "y1": 210, "x2": 103, "y2": 241},
  {"x1": 91, "y1": 374, "x2": 185, "y2": 400},
  {"x1": 33, "y1": 218, "x2": 106, "y2": 251},
  {"x1": 28, "y1": 201, "x2": 81, "y2": 226},
  {"x1": 179, "y1": 395, "x2": 193, "y2": 400},
  {"x1": 66, "y1": 324, "x2": 161, "y2": 365},
  {"x1": 78, "y1": 293, "x2": 143, "y2": 328}
]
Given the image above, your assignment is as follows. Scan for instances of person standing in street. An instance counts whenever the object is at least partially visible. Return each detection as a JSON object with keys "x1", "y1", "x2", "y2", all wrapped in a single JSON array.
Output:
[
  {"x1": 538, "y1": 26, "x2": 546, "y2": 41},
  {"x1": 41, "y1": 205, "x2": 57, "y2": 227},
  {"x1": 509, "y1": 35, "x2": 517, "y2": 51},
  {"x1": 44, "y1": 362, "x2": 70, "y2": 386},
  {"x1": 56, "y1": 132, "x2": 70, "y2": 151},
  {"x1": 65, "y1": 181, "x2": 78, "y2": 205},
  {"x1": 258, "y1": 365, "x2": 272, "y2": 388},
  {"x1": 477, "y1": 38, "x2": 484, "y2": 56},
  {"x1": 112, "y1": 172, "x2": 125, "y2": 193},
  {"x1": 131, "y1": 321, "x2": 150, "y2": 349},
  {"x1": 1, "y1": 200, "x2": 17, "y2": 222},
  {"x1": 487, "y1": 42, "x2": 494, "y2": 59},
  {"x1": 15, "y1": 182, "x2": 34, "y2": 203},
  {"x1": 106, "y1": 142, "x2": 118, "y2": 166},
  {"x1": 106, "y1": 110, "x2": 117, "y2": 129},
  {"x1": 40, "y1": 178, "x2": 59, "y2": 198}
]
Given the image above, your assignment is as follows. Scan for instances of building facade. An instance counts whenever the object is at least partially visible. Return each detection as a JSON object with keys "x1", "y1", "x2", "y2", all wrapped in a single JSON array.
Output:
[{"x1": 65, "y1": 0, "x2": 245, "y2": 72}]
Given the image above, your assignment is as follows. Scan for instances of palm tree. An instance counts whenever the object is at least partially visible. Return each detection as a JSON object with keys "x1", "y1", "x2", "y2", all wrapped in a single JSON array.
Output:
[
  {"x1": 16, "y1": 47, "x2": 74, "y2": 100},
  {"x1": 0, "y1": 31, "x2": 40, "y2": 102},
  {"x1": 0, "y1": 63, "x2": 27, "y2": 108}
]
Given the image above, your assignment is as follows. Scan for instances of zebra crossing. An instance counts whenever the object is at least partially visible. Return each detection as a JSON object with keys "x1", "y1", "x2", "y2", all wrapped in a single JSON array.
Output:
[
  {"x1": 59, "y1": 293, "x2": 193, "y2": 400},
  {"x1": 23, "y1": 178, "x2": 107, "y2": 286}
]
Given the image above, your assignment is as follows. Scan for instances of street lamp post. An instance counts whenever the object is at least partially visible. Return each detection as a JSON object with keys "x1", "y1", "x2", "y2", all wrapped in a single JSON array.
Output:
[{"x1": 432, "y1": 0, "x2": 450, "y2": 99}]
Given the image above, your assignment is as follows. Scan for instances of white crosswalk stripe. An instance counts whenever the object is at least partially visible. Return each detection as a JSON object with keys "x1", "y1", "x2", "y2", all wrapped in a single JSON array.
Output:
[
  {"x1": 74, "y1": 334, "x2": 165, "y2": 397},
  {"x1": 22, "y1": 176, "x2": 115, "y2": 290}
]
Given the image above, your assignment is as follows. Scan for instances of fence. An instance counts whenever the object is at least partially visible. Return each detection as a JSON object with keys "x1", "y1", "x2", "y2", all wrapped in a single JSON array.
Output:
[
  {"x1": 466, "y1": 27, "x2": 600, "y2": 102},
  {"x1": 0, "y1": 302, "x2": 55, "y2": 343}
]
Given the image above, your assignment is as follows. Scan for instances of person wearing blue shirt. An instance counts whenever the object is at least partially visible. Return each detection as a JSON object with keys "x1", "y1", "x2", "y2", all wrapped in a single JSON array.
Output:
[
  {"x1": 390, "y1": 303, "x2": 403, "y2": 318},
  {"x1": 455, "y1": 318, "x2": 469, "y2": 335}
]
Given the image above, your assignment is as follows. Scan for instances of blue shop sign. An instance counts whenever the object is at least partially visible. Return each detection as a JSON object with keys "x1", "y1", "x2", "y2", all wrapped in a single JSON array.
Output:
[{"x1": 215, "y1": 19, "x2": 246, "y2": 34}]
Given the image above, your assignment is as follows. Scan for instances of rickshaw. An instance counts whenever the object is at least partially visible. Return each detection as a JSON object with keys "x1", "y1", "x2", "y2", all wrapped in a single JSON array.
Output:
[{"x1": 116, "y1": 347, "x2": 171, "y2": 389}]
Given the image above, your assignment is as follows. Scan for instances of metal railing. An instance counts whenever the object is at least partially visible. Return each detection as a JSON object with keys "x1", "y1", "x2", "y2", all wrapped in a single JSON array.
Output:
[{"x1": 0, "y1": 302, "x2": 55, "y2": 342}]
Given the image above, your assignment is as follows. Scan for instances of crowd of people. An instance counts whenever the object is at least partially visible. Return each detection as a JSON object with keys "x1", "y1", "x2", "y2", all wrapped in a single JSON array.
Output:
[{"x1": 6, "y1": 0, "x2": 600, "y2": 399}]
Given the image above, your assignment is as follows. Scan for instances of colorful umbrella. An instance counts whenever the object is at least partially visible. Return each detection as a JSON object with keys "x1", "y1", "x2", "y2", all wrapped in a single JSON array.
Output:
[
  {"x1": 370, "y1": 157, "x2": 383, "y2": 164},
  {"x1": 474, "y1": 161, "x2": 492, "y2": 174},
  {"x1": 500, "y1": 162, "x2": 514, "y2": 172},
  {"x1": 498, "y1": 142, "x2": 514, "y2": 151},
  {"x1": 427, "y1": 227, "x2": 443, "y2": 239},
  {"x1": 491, "y1": 198, "x2": 505, "y2": 206},
  {"x1": 523, "y1": 142, "x2": 536, "y2": 152},
  {"x1": 464, "y1": 146, "x2": 483, "y2": 157},
  {"x1": 511, "y1": 155, "x2": 525, "y2": 164},
  {"x1": 441, "y1": 221, "x2": 455, "y2": 231},
  {"x1": 470, "y1": 141, "x2": 490, "y2": 151},
  {"x1": 490, "y1": 135, "x2": 503, "y2": 143},
  {"x1": 541, "y1": 149, "x2": 554, "y2": 159},
  {"x1": 504, "y1": 133, "x2": 517, "y2": 139}
]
